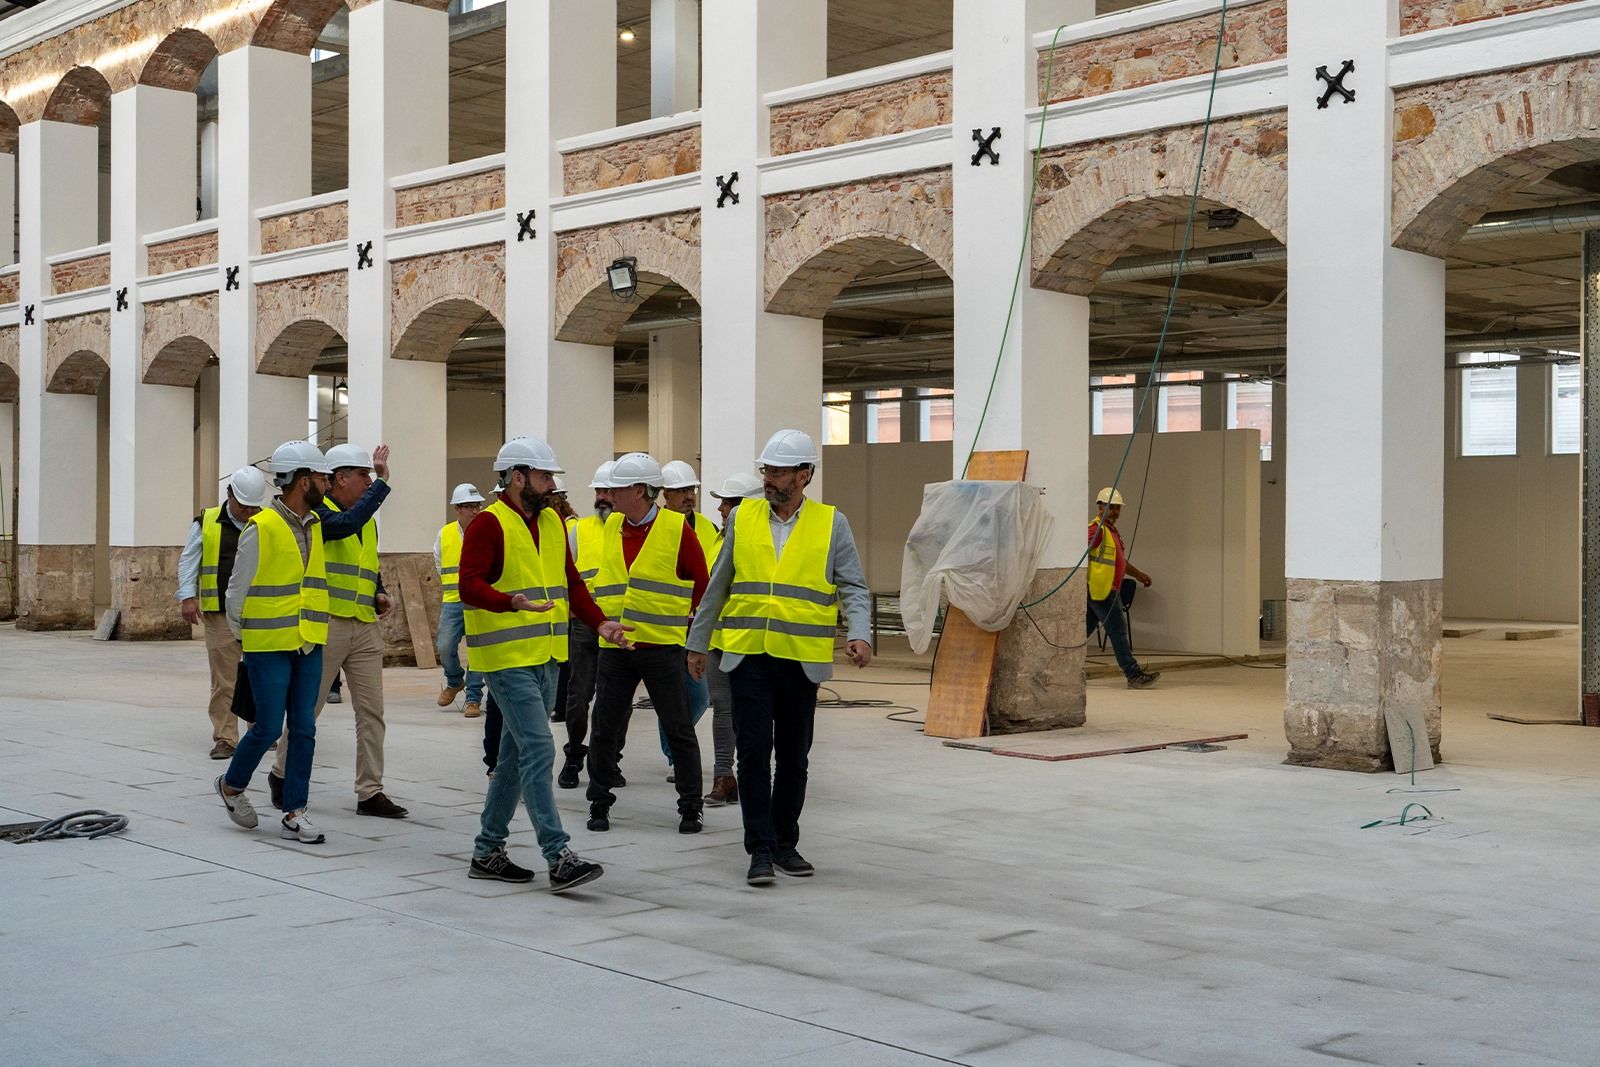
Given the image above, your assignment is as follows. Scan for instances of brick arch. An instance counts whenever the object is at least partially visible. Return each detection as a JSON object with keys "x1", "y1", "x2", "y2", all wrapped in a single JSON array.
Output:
[
  {"x1": 256, "y1": 272, "x2": 347, "y2": 377},
  {"x1": 43, "y1": 66, "x2": 112, "y2": 126},
  {"x1": 764, "y1": 171, "x2": 954, "y2": 318},
  {"x1": 392, "y1": 244, "x2": 505, "y2": 361},
  {"x1": 0, "y1": 325, "x2": 17, "y2": 402},
  {"x1": 253, "y1": 0, "x2": 450, "y2": 54},
  {"x1": 45, "y1": 311, "x2": 110, "y2": 395},
  {"x1": 143, "y1": 294, "x2": 219, "y2": 387},
  {"x1": 554, "y1": 212, "x2": 701, "y2": 345},
  {"x1": 1393, "y1": 57, "x2": 1600, "y2": 258},
  {"x1": 1030, "y1": 114, "x2": 1288, "y2": 296},
  {"x1": 138, "y1": 29, "x2": 220, "y2": 94}
]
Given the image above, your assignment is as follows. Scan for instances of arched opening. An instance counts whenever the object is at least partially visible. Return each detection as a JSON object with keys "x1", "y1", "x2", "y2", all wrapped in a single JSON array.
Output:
[
  {"x1": 446, "y1": 0, "x2": 507, "y2": 163},
  {"x1": 258, "y1": 314, "x2": 349, "y2": 453},
  {"x1": 0, "y1": 101, "x2": 19, "y2": 268},
  {"x1": 139, "y1": 29, "x2": 221, "y2": 225},
  {"x1": 250, "y1": 0, "x2": 352, "y2": 196},
  {"x1": 44, "y1": 345, "x2": 112, "y2": 617},
  {"x1": 42, "y1": 66, "x2": 112, "y2": 248},
  {"x1": 144, "y1": 329, "x2": 222, "y2": 516}
]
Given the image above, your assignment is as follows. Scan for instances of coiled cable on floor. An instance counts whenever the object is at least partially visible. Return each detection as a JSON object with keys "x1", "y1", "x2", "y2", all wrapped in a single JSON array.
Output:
[{"x1": 21, "y1": 809, "x2": 130, "y2": 842}]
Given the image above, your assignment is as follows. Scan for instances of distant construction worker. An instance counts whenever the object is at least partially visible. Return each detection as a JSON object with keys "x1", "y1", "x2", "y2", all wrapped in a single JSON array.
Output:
[
  {"x1": 459, "y1": 436, "x2": 620, "y2": 892},
  {"x1": 551, "y1": 475, "x2": 578, "y2": 524},
  {"x1": 688, "y1": 430, "x2": 873, "y2": 886},
  {"x1": 556, "y1": 460, "x2": 616, "y2": 789},
  {"x1": 584, "y1": 452, "x2": 709, "y2": 835},
  {"x1": 178, "y1": 465, "x2": 270, "y2": 759},
  {"x1": 214, "y1": 440, "x2": 332, "y2": 845},
  {"x1": 267, "y1": 443, "x2": 408, "y2": 819},
  {"x1": 1087, "y1": 487, "x2": 1160, "y2": 690},
  {"x1": 436, "y1": 482, "x2": 487, "y2": 718},
  {"x1": 658, "y1": 460, "x2": 714, "y2": 782},
  {"x1": 700, "y1": 471, "x2": 763, "y2": 806}
]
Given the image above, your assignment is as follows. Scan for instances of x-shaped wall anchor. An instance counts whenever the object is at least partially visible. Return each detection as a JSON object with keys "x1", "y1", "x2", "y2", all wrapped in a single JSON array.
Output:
[
  {"x1": 715, "y1": 171, "x2": 740, "y2": 208},
  {"x1": 517, "y1": 209, "x2": 537, "y2": 242},
  {"x1": 356, "y1": 241, "x2": 374, "y2": 270},
  {"x1": 971, "y1": 127, "x2": 1001, "y2": 166},
  {"x1": 23, "y1": 304, "x2": 34, "y2": 325},
  {"x1": 225, "y1": 266, "x2": 241, "y2": 292},
  {"x1": 116, "y1": 287, "x2": 128, "y2": 312},
  {"x1": 1315, "y1": 60, "x2": 1355, "y2": 109}
]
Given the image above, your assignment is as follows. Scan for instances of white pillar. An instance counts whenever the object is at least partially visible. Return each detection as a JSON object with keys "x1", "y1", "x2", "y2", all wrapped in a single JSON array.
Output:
[
  {"x1": 199, "y1": 120, "x2": 218, "y2": 221},
  {"x1": 504, "y1": 0, "x2": 617, "y2": 490},
  {"x1": 651, "y1": 0, "x2": 700, "y2": 118},
  {"x1": 648, "y1": 324, "x2": 701, "y2": 464},
  {"x1": 216, "y1": 47, "x2": 315, "y2": 474},
  {"x1": 0, "y1": 151, "x2": 14, "y2": 267},
  {"x1": 698, "y1": 0, "x2": 826, "y2": 492},
  {"x1": 1284, "y1": 0, "x2": 1446, "y2": 770},
  {"x1": 345, "y1": 0, "x2": 449, "y2": 554}
]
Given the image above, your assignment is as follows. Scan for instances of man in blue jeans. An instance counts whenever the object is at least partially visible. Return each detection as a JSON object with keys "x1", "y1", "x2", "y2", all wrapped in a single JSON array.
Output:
[
  {"x1": 435, "y1": 482, "x2": 486, "y2": 717},
  {"x1": 1086, "y1": 487, "x2": 1160, "y2": 690}
]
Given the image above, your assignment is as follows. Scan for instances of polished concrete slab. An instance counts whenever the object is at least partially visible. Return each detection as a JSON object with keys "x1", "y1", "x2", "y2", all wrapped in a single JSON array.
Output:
[{"x1": 3, "y1": 624, "x2": 1599, "y2": 1066}]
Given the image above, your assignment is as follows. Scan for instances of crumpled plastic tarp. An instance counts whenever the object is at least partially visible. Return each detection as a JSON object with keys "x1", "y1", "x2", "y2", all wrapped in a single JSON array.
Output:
[{"x1": 899, "y1": 480, "x2": 1055, "y2": 654}]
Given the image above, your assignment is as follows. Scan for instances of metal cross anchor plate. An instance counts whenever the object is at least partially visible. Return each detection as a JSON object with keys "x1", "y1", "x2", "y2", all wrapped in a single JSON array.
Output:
[
  {"x1": 356, "y1": 241, "x2": 375, "y2": 270},
  {"x1": 1315, "y1": 60, "x2": 1355, "y2": 109},
  {"x1": 516, "y1": 209, "x2": 537, "y2": 241},
  {"x1": 224, "y1": 266, "x2": 241, "y2": 292},
  {"x1": 971, "y1": 127, "x2": 1001, "y2": 166},
  {"x1": 715, "y1": 171, "x2": 740, "y2": 208}
]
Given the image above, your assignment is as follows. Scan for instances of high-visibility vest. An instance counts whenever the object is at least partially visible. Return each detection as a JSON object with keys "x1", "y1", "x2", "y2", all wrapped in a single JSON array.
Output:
[
  {"x1": 701, "y1": 516, "x2": 728, "y2": 652},
  {"x1": 198, "y1": 506, "x2": 241, "y2": 613},
  {"x1": 439, "y1": 520, "x2": 464, "y2": 604},
  {"x1": 594, "y1": 509, "x2": 694, "y2": 649},
  {"x1": 718, "y1": 498, "x2": 839, "y2": 664},
  {"x1": 573, "y1": 514, "x2": 606, "y2": 593},
  {"x1": 1087, "y1": 518, "x2": 1121, "y2": 602},
  {"x1": 240, "y1": 509, "x2": 329, "y2": 652},
  {"x1": 688, "y1": 512, "x2": 718, "y2": 564},
  {"x1": 462, "y1": 500, "x2": 571, "y2": 671},
  {"x1": 323, "y1": 499, "x2": 380, "y2": 623}
]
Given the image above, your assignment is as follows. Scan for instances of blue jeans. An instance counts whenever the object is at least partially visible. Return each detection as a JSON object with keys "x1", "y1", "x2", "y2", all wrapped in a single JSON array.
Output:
[
  {"x1": 474, "y1": 663, "x2": 570, "y2": 863},
  {"x1": 436, "y1": 601, "x2": 484, "y2": 706},
  {"x1": 226, "y1": 648, "x2": 323, "y2": 813},
  {"x1": 1088, "y1": 594, "x2": 1142, "y2": 680},
  {"x1": 659, "y1": 662, "x2": 709, "y2": 763}
]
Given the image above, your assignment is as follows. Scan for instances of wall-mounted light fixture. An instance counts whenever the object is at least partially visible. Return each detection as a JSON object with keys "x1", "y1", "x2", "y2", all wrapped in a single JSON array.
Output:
[
  {"x1": 607, "y1": 257, "x2": 639, "y2": 300},
  {"x1": 619, "y1": 27, "x2": 637, "y2": 43}
]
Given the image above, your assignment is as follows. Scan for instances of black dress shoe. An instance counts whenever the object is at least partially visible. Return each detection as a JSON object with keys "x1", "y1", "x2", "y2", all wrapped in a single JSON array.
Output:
[
  {"x1": 268, "y1": 772, "x2": 284, "y2": 811},
  {"x1": 746, "y1": 853, "x2": 776, "y2": 886},
  {"x1": 356, "y1": 792, "x2": 408, "y2": 819}
]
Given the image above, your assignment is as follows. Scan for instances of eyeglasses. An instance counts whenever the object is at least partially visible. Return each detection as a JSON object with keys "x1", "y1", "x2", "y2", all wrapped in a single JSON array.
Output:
[{"x1": 759, "y1": 465, "x2": 803, "y2": 477}]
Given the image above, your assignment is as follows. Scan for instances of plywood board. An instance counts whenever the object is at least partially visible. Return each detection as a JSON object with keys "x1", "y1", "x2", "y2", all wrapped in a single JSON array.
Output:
[{"x1": 398, "y1": 563, "x2": 439, "y2": 671}]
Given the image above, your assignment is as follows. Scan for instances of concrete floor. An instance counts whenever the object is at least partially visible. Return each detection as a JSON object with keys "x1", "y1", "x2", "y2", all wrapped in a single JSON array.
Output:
[{"x1": 3, "y1": 623, "x2": 1599, "y2": 1066}]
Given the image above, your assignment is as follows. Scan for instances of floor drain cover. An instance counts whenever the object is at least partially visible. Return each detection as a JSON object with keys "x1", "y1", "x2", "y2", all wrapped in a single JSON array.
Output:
[{"x1": 0, "y1": 821, "x2": 47, "y2": 843}]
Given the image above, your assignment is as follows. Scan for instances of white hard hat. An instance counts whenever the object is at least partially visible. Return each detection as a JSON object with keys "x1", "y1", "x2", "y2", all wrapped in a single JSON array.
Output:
[
  {"x1": 324, "y1": 443, "x2": 373, "y2": 471},
  {"x1": 450, "y1": 483, "x2": 485, "y2": 506},
  {"x1": 589, "y1": 461, "x2": 616, "y2": 490},
  {"x1": 711, "y1": 472, "x2": 764, "y2": 500},
  {"x1": 268, "y1": 440, "x2": 331, "y2": 478},
  {"x1": 228, "y1": 466, "x2": 270, "y2": 508},
  {"x1": 494, "y1": 436, "x2": 563, "y2": 474},
  {"x1": 609, "y1": 451, "x2": 663, "y2": 488},
  {"x1": 1096, "y1": 487, "x2": 1125, "y2": 506},
  {"x1": 553, "y1": 476, "x2": 568, "y2": 494},
  {"x1": 758, "y1": 428, "x2": 820, "y2": 468},
  {"x1": 660, "y1": 460, "x2": 700, "y2": 490}
]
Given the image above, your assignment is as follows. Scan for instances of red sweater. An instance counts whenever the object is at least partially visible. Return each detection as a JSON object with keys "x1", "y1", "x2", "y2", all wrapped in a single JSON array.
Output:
[{"x1": 459, "y1": 497, "x2": 607, "y2": 631}]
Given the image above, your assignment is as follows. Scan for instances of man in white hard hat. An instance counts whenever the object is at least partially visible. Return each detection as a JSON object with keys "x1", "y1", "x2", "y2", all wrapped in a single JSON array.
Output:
[
  {"x1": 1088, "y1": 487, "x2": 1159, "y2": 689},
  {"x1": 553, "y1": 461, "x2": 617, "y2": 789},
  {"x1": 687, "y1": 430, "x2": 873, "y2": 885},
  {"x1": 267, "y1": 443, "x2": 408, "y2": 819},
  {"x1": 699, "y1": 471, "x2": 763, "y2": 806},
  {"x1": 177, "y1": 466, "x2": 269, "y2": 759},
  {"x1": 583, "y1": 451, "x2": 710, "y2": 835},
  {"x1": 215, "y1": 440, "x2": 333, "y2": 845},
  {"x1": 436, "y1": 483, "x2": 487, "y2": 718},
  {"x1": 459, "y1": 435, "x2": 622, "y2": 892}
]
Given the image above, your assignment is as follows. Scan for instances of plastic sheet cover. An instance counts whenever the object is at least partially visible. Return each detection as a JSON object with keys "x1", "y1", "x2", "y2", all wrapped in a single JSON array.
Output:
[{"x1": 900, "y1": 480, "x2": 1055, "y2": 654}]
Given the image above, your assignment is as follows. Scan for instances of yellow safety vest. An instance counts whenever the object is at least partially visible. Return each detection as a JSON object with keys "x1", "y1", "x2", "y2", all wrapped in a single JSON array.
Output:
[
  {"x1": 719, "y1": 499, "x2": 839, "y2": 664},
  {"x1": 240, "y1": 509, "x2": 329, "y2": 652},
  {"x1": 574, "y1": 514, "x2": 606, "y2": 593},
  {"x1": 199, "y1": 506, "x2": 225, "y2": 612},
  {"x1": 323, "y1": 499, "x2": 380, "y2": 624},
  {"x1": 688, "y1": 512, "x2": 718, "y2": 563},
  {"x1": 463, "y1": 500, "x2": 571, "y2": 671},
  {"x1": 594, "y1": 509, "x2": 694, "y2": 649},
  {"x1": 439, "y1": 520, "x2": 464, "y2": 604},
  {"x1": 1087, "y1": 518, "x2": 1121, "y2": 602},
  {"x1": 702, "y1": 518, "x2": 728, "y2": 651}
]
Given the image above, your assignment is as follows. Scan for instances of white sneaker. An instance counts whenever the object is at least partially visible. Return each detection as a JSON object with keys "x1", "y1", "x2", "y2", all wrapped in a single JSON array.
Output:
[
  {"x1": 280, "y1": 810, "x2": 325, "y2": 843},
  {"x1": 215, "y1": 775, "x2": 258, "y2": 829}
]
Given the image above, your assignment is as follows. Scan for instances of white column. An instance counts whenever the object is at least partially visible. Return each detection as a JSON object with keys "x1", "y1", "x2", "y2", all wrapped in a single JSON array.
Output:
[
  {"x1": 199, "y1": 120, "x2": 219, "y2": 221},
  {"x1": 651, "y1": 0, "x2": 700, "y2": 118},
  {"x1": 0, "y1": 400, "x2": 14, "y2": 534},
  {"x1": 0, "y1": 150, "x2": 14, "y2": 267},
  {"x1": 504, "y1": 0, "x2": 617, "y2": 490},
  {"x1": 648, "y1": 324, "x2": 701, "y2": 463},
  {"x1": 698, "y1": 0, "x2": 826, "y2": 492},
  {"x1": 345, "y1": 0, "x2": 449, "y2": 553},
  {"x1": 216, "y1": 47, "x2": 315, "y2": 474}
]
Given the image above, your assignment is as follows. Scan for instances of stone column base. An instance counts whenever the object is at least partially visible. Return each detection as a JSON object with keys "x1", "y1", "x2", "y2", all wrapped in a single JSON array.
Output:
[
  {"x1": 988, "y1": 567, "x2": 1087, "y2": 734},
  {"x1": 17, "y1": 543, "x2": 97, "y2": 631},
  {"x1": 1285, "y1": 577, "x2": 1443, "y2": 772},
  {"x1": 111, "y1": 546, "x2": 191, "y2": 640},
  {"x1": 378, "y1": 552, "x2": 444, "y2": 667}
]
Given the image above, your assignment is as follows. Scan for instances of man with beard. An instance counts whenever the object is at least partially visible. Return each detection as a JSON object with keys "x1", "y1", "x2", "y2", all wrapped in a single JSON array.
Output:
[{"x1": 556, "y1": 460, "x2": 616, "y2": 789}]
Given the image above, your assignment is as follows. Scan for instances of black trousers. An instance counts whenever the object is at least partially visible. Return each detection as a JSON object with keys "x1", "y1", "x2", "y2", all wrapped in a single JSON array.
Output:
[
  {"x1": 563, "y1": 618, "x2": 599, "y2": 762},
  {"x1": 728, "y1": 654, "x2": 818, "y2": 857},
  {"x1": 586, "y1": 644, "x2": 702, "y2": 816}
]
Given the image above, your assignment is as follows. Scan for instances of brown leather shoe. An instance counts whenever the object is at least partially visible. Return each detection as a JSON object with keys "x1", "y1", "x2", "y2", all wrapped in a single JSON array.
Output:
[
  {"x1": 463, "y1": 701, "x2": 481, "y2": 718},
  {"x1": 209, "y1": 740, "x2": 236, "y2": 760},
  {"x1": 705, "y1": 775, "x2": 738, "y2": 806},
  {"x1": 437, "y1": 685, "x2": 462, "y2": 707}
]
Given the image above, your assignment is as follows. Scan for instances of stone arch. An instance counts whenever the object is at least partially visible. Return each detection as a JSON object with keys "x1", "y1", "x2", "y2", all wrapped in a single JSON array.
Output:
[
  {"x1": 554, "y1": 212, "x2": 701, "y2": 345},
  {"x1": 391, "y1": 244, "x2": 505, "y2": 361},
  {"x1": 0, "y1": 325, "x2": 17, "y2": 402},
  {"x1": 138, "y1": 29, "x2": 221, "y2": 94},
  {"x1": 45, "y1": 311, "x2": 111, "y2": 395},
  {"x1": 1393, "y1": 57, "x2": 1600, "y2": 258},
  {"x1": 764, "y1": 171, "x2": 954, "y2": 318},
  {"x1": 42, "y1": 66, "x2": 113, "y2": 126},
  {"x1": 143, "y1": 293, "x2": 219, "y2": 387},
  {"x1": 252, "y1": 0, "x2": 450, "y2": 55},
  {"x1": 256, "y1": 272, "x2": 348, "y2": 377},
  {"x1": 1030, "y1": 114, "x2": 1288, "y2": 296}
]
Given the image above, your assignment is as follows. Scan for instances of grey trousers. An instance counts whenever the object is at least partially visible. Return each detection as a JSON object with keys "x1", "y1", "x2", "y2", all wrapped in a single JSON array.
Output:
[
  {"x1": 562, "y1": 617, "x2": 599, "y2": 761},
  {"x1": 707, "y1": 650, "x2": 736, "y2": 777}
]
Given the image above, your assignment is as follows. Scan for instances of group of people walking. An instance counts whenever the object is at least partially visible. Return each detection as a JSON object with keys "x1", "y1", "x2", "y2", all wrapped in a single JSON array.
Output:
[{"x1": 184, "y1": 427, "x2": 873, "y2": 890}]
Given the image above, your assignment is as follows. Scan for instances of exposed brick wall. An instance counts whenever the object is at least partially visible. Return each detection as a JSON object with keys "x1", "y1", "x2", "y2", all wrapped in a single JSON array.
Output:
[
  {"x1": 0, "y1": 271, "x2": 18, "y2": 305},
  {"x1": 770, "y1": 70, "x2": 953, "y2": 156},
  {"x1": 562, "y1": 126, "x2": 701, "y2": 196},
  {"x1": 260, "y1": 200, "x2": 348, "y2": 254},
  {"x1": 1031, "y1": 112, "x2": 1288, "y2": 295},
  {"x1": 554, "y1": 212, "x2": 701, "y2": 345},
  {"x1": 138, "y1": 27, "x2": 218, "y2": 92},
  {"x1": 391, "y1": 244, "x2": 506, "y2": 360},
  {"x1": 0, "y1": 324, "x2": 17, "y2": 403},
  {"x1": 147, "y1": 230, "x2": 219, "y2": 276},
  {"x1": 143, "y1": 292, "x2": 219, "y2": 387},
  {"x1": 256, "y1": 271, "x2": 347, "y2": 377},
  {"x1": 394, "y1": 168, "x2": 506, "y2": 228},
  {"x1": 45, "y1": 311, "x2": 111, "y2": 395},
  {"x1": 1392, "y1": 56, "x2": 1600, "y2": 256},
  {"x1": 1400, "y1": 0, "x2": 1580, "y2": 34},
  {"x1": 51, "y1": 251, "x2": 111, "y2": 294},
  {"x1": 1039, "y1": 1, "x2": 1286, "y2": 105},
  {"x1": 765, "y1": 170, "x2": 954, "y2": 318}
]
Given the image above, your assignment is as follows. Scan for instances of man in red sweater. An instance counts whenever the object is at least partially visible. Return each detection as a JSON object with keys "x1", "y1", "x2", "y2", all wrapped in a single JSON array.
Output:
[{"x1": 584, "y1": 452, "x2": 710, "y2": 835}]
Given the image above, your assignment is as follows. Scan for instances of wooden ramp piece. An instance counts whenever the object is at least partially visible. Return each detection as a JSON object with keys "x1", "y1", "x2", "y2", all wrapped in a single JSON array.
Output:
[
  {"x1": 398, "y1": 562, "x2": 439, "y2": 671},
  {"x1": 922, "y1": 450, "x2": 1029, "y2": 739}
]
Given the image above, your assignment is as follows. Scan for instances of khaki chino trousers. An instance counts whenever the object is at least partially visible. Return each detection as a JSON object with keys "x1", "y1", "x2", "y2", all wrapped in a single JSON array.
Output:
[{"x1": 272, "y1": 615, "x2": 387, "y2": 801}]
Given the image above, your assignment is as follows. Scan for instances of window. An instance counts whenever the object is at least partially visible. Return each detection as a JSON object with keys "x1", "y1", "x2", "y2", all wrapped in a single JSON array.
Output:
[
  {"x1": 1552, "y1": 361, "x2": 1580, "y2": 455},
  {"x1": 1459, "y1": 352, "x2": 1517, "y2": 457},
  {"x1": 865, "y1": 389, "x2": 901, "y2": 444},
  {"x1": 1156, "y1": 371, "x2": 1203, "y2": 432},
  {"x1": 1227, "y1": 375, "x2": 1274, "y2": 461},
  {"x1": 918, "y1": 388, "x2": 954, "y2": 443},
  {"x1": 822, "y1": 391, "x2": 851, "y2": 446},
  {"x1": 1091, "y1": 375, "x2": 1136, "y2": 435}
]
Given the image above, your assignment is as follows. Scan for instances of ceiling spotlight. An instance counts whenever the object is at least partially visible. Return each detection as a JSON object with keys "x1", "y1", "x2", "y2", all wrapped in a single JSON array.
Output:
[
  {"x1": 607, "y1": 257, "x2": 639, "y2": 300},
  {"x1": 1204, "y1": 207, "x2": 1241, "y2": 231},
  {"x1": 619, "y1": 27, "x2": 636, "y2": 42}
]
